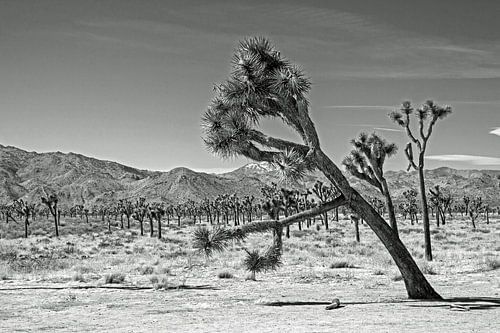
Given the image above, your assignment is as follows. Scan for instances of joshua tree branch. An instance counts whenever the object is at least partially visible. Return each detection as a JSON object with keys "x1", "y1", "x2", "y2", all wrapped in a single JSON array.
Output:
[
  {"x1": 404, "y1": 143, "x2": 418, "y2": 171},
  {"x1": 250, "y1": 131, "x2": 309, "y2": 154},
  {"x1": 227, "y1": 195, "x2": 347, "y2": 239},
  {"x1": 404, "y1": 114, "x2": 421, "y2": 150}
]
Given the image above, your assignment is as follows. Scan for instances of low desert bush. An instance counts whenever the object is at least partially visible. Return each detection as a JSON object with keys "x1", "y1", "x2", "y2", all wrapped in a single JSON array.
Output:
[
  {"x1": 104, "y1": 272, "x2": 126, "y2": 284},
  {"x1": 72, "y1": 272, "x2": 85, "y2": 282},
  {"x1": 217, "y1": 271, "x2": 234, "y2": 279},
  {"x1": 329, "y1": 260, "x2": 356, "y2": 269},
  {"x1": 484, "y1": 257, "x2": 500, "y2": 271}
]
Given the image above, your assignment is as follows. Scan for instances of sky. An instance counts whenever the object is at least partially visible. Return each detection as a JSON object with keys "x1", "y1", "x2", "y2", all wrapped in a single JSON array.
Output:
[{"x1": 1, "y1": 0, "x2": 499, "y2": 172}]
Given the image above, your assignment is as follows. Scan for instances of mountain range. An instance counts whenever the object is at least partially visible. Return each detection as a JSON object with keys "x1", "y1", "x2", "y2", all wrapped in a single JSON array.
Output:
[{"x1": 1, "y1": 144, "x2": 499, "y2": 208}]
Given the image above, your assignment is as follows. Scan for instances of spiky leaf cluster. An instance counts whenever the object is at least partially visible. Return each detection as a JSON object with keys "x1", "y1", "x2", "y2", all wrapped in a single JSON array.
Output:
[
  {"x1": 342, "y1": 132, "x2": 397, "y2": 193},
  {"x1": 202, "y1": 37, "x2": 316, "y2": 181},
  {"x1": 242, "y1": 247, "x2": 282, "y2": 274},
  {"x1": 192, "y1": 226, "x2": 233, "y2": 257}
]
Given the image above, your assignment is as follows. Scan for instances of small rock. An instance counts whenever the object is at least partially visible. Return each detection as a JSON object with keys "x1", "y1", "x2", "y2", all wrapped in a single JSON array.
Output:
[{"x1": 325, "y1": 298, "x2": 341, "y2": 310}]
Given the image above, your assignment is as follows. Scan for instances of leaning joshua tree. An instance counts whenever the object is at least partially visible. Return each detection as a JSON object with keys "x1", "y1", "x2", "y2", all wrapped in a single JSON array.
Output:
[
  {"x1": 201, "y1": 37, "x2": 440, "y2": 299},
  {"x1": 343, "y1": 132, "x2": 399, "y2": 237},
  {"x1": 390, "y1": 100, "x2": 452, "y2": 261}
]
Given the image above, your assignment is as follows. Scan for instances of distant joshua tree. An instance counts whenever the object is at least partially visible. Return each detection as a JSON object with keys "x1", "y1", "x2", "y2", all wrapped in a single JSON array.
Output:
[
  {"x1": 429, "y1": 185, "x2": 453, "y2": 226},
  {"x1": 41, "y1": 193, "x2": 59, "y2": 237},
  {"x1": 390, "y1": 100, "x2": 452, "y2": 261},
  {"x1": 343, "y1": 132, "x2": 399, "y2": 237},
  {"x1": 13, "y1": 199, "x2": 33, "y2": 238},
  {"x1": 311, "y1": 180, "x2": 339, "y2": 231},
  {"x1": 468, "y1": 196, "x2": 484, "y2": 229}
]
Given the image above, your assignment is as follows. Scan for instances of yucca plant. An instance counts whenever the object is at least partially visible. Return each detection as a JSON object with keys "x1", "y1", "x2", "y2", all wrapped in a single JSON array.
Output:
[
  {"x1": 192, "y1": 226, "x2": 232, "y2": 257},
  {"x1": 243, "y1": 247, "x2": 282, "y2": 281}
]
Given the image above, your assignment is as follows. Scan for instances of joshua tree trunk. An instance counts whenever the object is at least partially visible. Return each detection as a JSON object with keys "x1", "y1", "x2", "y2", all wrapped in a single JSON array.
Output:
[
  {"x1": 149, "y1": 217, "x2": 154, "y2": 237},
  {"x1": 157, "y1": 216, "x2": 162, "y2": 239},
  {"x1": 315, "y1": 149, "x2": 441, "y2": 299},
  {"x1": 24, "y1": 216, "x2": 29, "y2": 238},
  {"x1": 353, "y1": 215, "x2": 360, "y2": 243},
  {"x1": 54, "y1": 212, "x2": 59, "y2": 237},
  {"x1": 381, "y1": 179, "x2": 398, "y2": 236},
  {"x1": 272, "y1": 226, "x2": 283, "y2": 255},
  {"x1": 418, "y1": 167, "x2": 433, "y2": 261},
  {"x1": 436, "y1": 206, "x2": 440, "y2": 227},
  {"x1": 139, "y1": 219, "x2": 144, "y2": 236}
]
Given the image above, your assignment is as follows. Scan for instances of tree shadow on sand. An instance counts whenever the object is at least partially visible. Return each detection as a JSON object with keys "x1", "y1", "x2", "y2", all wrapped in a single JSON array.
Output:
[{"x1": 260, "y1": 297, "x2": 500, "y2": 311}]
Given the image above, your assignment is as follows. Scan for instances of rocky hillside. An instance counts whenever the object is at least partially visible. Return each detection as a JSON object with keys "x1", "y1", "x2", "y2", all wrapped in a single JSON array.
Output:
[{"x1": 1, "y1": 144, "x2": 499, "y2": 207}]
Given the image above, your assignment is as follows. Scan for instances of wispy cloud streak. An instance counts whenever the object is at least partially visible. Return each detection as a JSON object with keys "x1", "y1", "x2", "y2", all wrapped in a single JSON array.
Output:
[
  {"x1": 324, "y1": 105, "x2": 393, "y2": 110},
  {"x1": 427, "y1": 154, "x2": 500, "y2": 166},
  {"x1": 373, "y1": 127, "x2": 404, "y2": 133},
  {"x1": 489, "y1": 128, "x2": 500, "y2": 137}
]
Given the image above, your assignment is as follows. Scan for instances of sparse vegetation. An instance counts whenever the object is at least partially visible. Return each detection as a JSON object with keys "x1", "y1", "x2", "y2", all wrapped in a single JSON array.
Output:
[
  {"x1": 104, "y1": 272, "x2": 126, "y2": 284},
  {"x1": 217, "y1": 271, "x2": 234, "y2": 279}
]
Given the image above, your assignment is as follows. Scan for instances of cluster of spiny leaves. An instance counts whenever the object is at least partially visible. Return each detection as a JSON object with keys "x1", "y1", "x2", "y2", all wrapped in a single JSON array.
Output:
[
  {"x1": 342, "y1": 132, "x2": 397, "y2": 193},
  {"x1": 202, "y1": 37, "x2": 315, "y2": 181}
]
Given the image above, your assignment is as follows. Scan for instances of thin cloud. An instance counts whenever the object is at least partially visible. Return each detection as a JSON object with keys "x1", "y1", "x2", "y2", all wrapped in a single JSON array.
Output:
[
  {"x1": 324, "y1": 105, "x2": 393, "y2": 110},
  {"x1": 490, "y1": 128, "x2": 500, "y2": 137},
  {"x1": 334, "y1": 124, "x2": 403, "y2": 132},
  {"x1": 426, "y1": 154, "x2": 500, "y2": 166},
  {"x1": 373, "y1": 127, "x2": 404, "y2": 133},
  {"x1": 190, "y1": 167, "x2": 237, "y2": 174}
]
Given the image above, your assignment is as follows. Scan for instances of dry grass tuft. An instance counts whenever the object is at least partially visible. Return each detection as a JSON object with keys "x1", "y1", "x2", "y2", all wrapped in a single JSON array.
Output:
[
  {"x1": 484, "y1": 257, "x2": 500, "y2": 271},
  {"x1": 329, "y1": 260, "x2": 356, "y2": 269},
  {"x1": 217, "y1": 271, "x2": 234, "y2": 279},
  {"x1": 104, "y1": 272, "x2": 126, "y2": 284}
]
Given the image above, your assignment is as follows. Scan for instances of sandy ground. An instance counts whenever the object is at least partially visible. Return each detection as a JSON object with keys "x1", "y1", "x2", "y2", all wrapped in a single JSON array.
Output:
[
  {"x1": 1, "y1": 267, "x2": 498, "y2": 332},
  {"x1": 1, "y1": 217, "x2": 499, "y2": 332}
]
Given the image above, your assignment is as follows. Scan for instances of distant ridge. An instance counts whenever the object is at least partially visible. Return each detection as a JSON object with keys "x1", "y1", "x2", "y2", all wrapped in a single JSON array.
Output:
[{"x1": 0, "y1": 144, "x2": 499, "y2": 207}]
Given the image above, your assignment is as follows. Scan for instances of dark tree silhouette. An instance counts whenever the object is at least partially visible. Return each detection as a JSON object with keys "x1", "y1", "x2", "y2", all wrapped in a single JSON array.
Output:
[
  {"x1": 311, "y1": 180, "x2": 339, "y2": 231},
  {"x1": 13, "y1": 199, "x2": 33, "y2": 238},
  {"x1": 343, "y1": 132, "x2": 399, "y2": 236},
  {"x1": 389, "y1": 100, "x2": 452, "y2": 261},
  {"x1": 429, "y1": 185, "x2": 453, "y2": 226},
  {"x1": 200, "y1": 37, "x2": 440, "y2": 299},
  {"x1": 41, "y1": 194, "x2": 59, "y2": 237}
]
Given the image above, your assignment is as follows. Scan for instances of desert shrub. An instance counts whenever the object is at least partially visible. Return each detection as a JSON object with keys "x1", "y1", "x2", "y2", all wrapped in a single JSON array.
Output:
[
  {"x1": 137, "y1": 265, "x2": 155, "y2": 275},
  {"x1": 329, "y1": 260, "x2": 356, "y2": 269},
  {"x1": 152, "y1": 276, "x2": 170, "y2": 290},
  {"x1": 433, "y1": 233, "x2": 446, "y2": 240},
  {"x1": 484, "y1": 257, "x2": 500, "y2": 271},
  {"x1": 217, "y1": 271, "x2": 234, "y2": 279},
  {"x1": 420, "y1": 262, "x2": 438, "y2": 275},
  {"x1": 104, "y1": 272, "x2": 125, "y2": 284},
  {"x1": 391, "y1": 272, "x2": 403, "y2": 281},
  {"x1": 72, "y1": 272, "x2": 85, "y2": 282},
  {"x1": 325, "y1": 237, "x2": 342, "y2": 247},
  {"x1": 372, "y1": 269, "x2": 385, "y2": 275},
  {"x1": 0, "y1": 266, "x2": 12, "y2": 280},
  {"x1": 155, "y1": 265, "x2": 171, "y2": 275},
  {"x1": 472, "y1": 229, "x2": 490, "y2": 234}
]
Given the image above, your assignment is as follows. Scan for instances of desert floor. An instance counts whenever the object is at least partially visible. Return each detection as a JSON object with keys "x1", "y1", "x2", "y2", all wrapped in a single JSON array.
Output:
[{"x1": 1, "y1": 215, "x2": 499, "y2": 332}]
